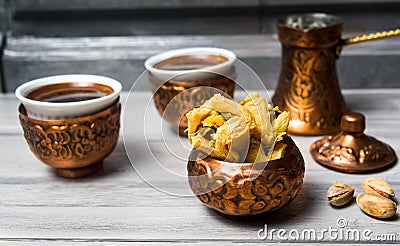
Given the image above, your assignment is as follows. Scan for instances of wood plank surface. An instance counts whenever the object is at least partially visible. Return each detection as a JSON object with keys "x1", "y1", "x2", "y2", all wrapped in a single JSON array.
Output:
[{"x1": 0, "y1": 90, "x2": 399, "y2": 244}]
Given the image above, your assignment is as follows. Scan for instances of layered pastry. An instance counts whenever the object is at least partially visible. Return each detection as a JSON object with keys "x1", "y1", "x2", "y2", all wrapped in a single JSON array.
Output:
[{"x1": 186, "y1": 93, "x2": 289, "y2": 163}]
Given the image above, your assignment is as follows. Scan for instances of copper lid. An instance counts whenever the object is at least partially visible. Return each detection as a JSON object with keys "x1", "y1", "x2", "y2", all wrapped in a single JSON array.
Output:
[{"x1": 310, "y1": 112, "x2": 396, "y2": 173}]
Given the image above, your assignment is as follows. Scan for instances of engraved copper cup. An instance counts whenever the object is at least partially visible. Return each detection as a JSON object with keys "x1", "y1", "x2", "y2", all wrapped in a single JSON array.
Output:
[
  {"x1": 16, "y1": 74, "x2": 122, "y2": 178},
  {"x1": 187, "y1": 136, "x2": 305, "y2": 216},
  {"x1": 145, "y1": 47, "x2": 236, "y2": 135},
  {"x1": 19, "y1": 100, "x2": 121, "y2": 178},
  {"x1": 272, "y1": 13, "x2": 400, "y2": 136}
]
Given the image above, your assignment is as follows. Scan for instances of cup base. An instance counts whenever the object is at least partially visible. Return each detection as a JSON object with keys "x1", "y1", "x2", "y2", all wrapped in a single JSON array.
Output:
[{"x1": 54, "y1": 162, "x2": 103, "y2": 178}]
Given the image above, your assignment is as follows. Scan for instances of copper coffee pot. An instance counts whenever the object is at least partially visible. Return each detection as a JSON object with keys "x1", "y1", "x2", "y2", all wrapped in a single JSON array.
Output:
[{"x1": 272, "y1": 13, "x2": 400, "y2": 135}]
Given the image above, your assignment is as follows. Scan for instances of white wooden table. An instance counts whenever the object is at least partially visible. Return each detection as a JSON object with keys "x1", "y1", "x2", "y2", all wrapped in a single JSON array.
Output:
[{"x1": 0, "y1": 89, "x2": 399, "y2": 245}]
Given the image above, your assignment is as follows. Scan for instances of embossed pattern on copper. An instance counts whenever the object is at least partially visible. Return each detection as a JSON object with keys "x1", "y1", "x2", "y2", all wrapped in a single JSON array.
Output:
[
  {"x1": 149, "y1": 69, "x2": 235, "y2": 135},
  {"x1": 273, "y1": 13, "x2": 348, "y2": 136},
  {"x1": 310, "y1": 112, "x2": 397, "y2": 173},
  {"x1": 19, "y1": 101, "x2": 121, "y2": 178},
  {"x1": 187, "y1": 136, "x2": 305, "y2": 216},
  {"x1": 273, "y1": 13, "x2": 400, "y2": 136}
]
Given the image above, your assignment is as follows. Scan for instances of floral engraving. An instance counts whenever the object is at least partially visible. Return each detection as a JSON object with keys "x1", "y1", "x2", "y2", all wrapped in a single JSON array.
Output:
[
  {"x1": 318, "y1": 137, "x2": 386, "y2": 164},
  {"x1": 20, "y1": 105, "x2": 120, "y2": 163},
  {"x1": 187, "y1": 137, "x2": 305, "y2": 215}
]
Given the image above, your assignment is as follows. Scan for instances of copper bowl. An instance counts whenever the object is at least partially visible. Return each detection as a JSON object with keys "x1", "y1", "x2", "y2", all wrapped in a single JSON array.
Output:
[
  {"x1": 19, "y1": 100, "x2": 121, "y2": 178},
  {"x1": 187, "y1": 136, "x2": 305, "y2": 216},
  {"x1": 149, "y1": 70, "x2": 235, "y2": 135}
]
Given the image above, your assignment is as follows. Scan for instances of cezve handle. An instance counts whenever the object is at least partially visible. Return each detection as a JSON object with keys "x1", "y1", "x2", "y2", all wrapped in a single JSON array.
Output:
[{"x1": 336, "y1": 28, "x2": 400, "y2": 57}]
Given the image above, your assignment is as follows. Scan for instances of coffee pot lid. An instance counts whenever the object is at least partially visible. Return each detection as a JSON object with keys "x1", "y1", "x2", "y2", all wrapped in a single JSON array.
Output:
[{"x1": 310, "y1": 112, "x2": 396, "y2": 173}]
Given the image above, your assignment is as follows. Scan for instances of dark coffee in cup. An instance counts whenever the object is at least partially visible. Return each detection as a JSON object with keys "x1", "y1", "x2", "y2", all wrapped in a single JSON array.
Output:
[
  {"x1": 26, "y1": 82, "x2": 114, "y2": 103},
  {"x1": 154, "y1": 54, "x2": 228, "y2": 71}
]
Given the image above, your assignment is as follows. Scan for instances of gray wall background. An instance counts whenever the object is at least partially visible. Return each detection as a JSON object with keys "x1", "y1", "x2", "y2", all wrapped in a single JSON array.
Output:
[{"x1": 1, "y1": 0, "x2": 400, "y2": 92}]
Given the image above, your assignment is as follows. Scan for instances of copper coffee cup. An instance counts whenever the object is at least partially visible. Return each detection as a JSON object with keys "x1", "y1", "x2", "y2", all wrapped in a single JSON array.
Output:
[
  {"x1": 145, "y1": 47, "x2": 236, "y2": 135},
  {"x1": 16, "y1": 74, "x2": 122, "y2": 178},
  {"x1": 19, "y1": 101, "x2": 121, "y2": 178}
]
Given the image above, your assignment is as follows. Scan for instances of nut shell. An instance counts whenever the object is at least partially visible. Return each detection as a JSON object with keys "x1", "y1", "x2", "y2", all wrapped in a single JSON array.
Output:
[
  {"x1": 356, "y1": 193, "x2": 397, "y2": 219},
  {"x1": 362, "y1": 177, "x2": 395, "y2": 199},
  {"x1": 326, "y1": 182, "x2": 355, "y2": 207}
]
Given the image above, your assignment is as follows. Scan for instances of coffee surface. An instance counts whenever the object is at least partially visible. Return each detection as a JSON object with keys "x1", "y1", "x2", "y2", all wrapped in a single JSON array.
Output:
[
  {"x1": 154, "y1": 54, "x2": 228, "y2": 71},
  {"x1": 26, "y1": 82, "x2": 113, "y2": 103}
]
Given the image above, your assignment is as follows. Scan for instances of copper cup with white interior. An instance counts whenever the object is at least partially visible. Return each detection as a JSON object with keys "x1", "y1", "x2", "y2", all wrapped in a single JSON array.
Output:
[
  {"x1": 16, "y1": 74, "x2": 122, "y2": 178},
  {"x1": 145, "y1": 47, "x2": 237, "y2": 135}
]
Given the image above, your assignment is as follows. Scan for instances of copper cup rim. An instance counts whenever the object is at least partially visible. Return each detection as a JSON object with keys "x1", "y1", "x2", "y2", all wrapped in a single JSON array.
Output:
[
  {"x1": 191, "y1": 135, "x2": 296, "y2": 168},
  {"x1": 19, "y1": 97, "x2": 120, "y2": 124}
]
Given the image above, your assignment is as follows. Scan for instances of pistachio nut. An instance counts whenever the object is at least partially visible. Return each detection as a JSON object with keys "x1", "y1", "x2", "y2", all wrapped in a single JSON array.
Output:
[
  {"x1": 362, "y1": 177, "x2": 395, "y2": 199},
  {"x1": 326, "y1": 181, "x2": 355, "y2": 207},
  {"x1": 356, "y1": 193, "x2": 397, "y2": 219}
]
